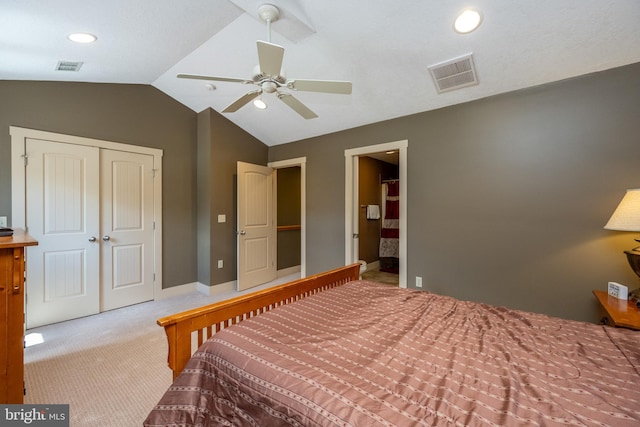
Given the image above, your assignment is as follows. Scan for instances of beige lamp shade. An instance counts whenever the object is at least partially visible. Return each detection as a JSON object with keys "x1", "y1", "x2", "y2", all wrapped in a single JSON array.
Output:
[{"x1": 604, "y1": 189, "x2": 640, "y2": 231}]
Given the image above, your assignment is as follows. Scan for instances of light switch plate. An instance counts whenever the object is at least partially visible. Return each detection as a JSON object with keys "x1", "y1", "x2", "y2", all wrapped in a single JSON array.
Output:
[
  {"x1": 0, "y1": 216, "x2": 7, "y2": 227},
  {"x1": 217, "y1": 214, "x2": 226, "y2": 223}
]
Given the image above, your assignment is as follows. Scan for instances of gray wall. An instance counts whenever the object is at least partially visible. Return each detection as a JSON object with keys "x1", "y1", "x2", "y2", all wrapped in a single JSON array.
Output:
[
  {"x1": 269, "y1": 62, "x2": 640, "y2": 323},
  {"x1": 196, "y1": 110, "x2": 214, "y2": 285},
  {"x1": 0, "y1": 81, "x2": 198, "y2": 289},
  {"x1": 202, "y1": 109, "x2": 268, "y2": 286},
  {"x1": 3, "y1": 62, "x2": 639, "y2": 322}
]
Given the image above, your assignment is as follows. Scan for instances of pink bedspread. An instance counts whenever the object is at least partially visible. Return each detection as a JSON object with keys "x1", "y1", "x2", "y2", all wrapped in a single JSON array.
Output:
[{"x1": 145, "y1": 280, "x2": 640, "y2": 426}]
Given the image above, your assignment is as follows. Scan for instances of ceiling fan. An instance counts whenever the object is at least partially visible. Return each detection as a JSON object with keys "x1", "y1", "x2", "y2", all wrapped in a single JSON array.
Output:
[{"x1": 177, "y1": 4, "x2": 352, "y2": 119}]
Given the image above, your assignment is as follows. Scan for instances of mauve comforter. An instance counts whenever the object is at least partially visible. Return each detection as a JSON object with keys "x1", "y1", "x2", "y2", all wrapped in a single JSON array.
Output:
[{"x1": 145, "y1": 280, "x2": 640, "y2": 426}]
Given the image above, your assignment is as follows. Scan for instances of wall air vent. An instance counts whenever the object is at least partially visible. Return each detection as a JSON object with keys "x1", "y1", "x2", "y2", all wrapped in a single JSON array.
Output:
[
  {"x1": 55, "y1": 61, "x2": 83, "y2": 72},
  {"x1": 428, "y1": 54, "x2": 478, "y2": 93}
]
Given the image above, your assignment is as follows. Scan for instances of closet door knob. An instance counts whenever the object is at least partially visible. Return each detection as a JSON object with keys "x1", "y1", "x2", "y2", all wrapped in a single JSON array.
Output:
[
  {"x1": 102, "y1": 235, "x2": 111, "y2": 241},
  {"x1": 88, "y1": 236, "x2": 97, "y2": 242}
]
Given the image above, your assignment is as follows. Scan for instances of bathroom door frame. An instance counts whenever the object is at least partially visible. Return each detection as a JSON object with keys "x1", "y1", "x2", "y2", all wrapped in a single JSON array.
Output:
[
  {"x1": 268, "y1": 157, "x2": 307, "y2": 279},
  {"x1": 344, "y1": 140, "x2": 407, "y2": 288}
]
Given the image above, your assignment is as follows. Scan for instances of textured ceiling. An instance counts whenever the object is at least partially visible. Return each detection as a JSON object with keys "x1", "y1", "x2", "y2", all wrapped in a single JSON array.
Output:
[{"x1": 2, "y1": 0, "x2": 639, "y2": 146}]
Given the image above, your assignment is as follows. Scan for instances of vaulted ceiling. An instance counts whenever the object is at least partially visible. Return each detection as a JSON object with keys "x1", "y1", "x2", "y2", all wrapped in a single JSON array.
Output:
[{"x1": 3, "y1": 0, "x2": 639, "y2": 146}]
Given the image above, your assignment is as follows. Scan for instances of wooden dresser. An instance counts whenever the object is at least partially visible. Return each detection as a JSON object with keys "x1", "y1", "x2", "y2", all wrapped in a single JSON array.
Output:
[{"x1": 0, "y1": 229, "x2": 38, "y2": 403}]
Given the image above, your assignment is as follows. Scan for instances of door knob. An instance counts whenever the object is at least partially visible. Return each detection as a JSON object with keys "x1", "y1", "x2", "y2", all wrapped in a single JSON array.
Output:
[
  {"x1": 237, "y1": 230, "x2": 246, "y2": 235},
  {"x1": 102, "y1": 235, "x2": 111, "y2": 241},
  {"x1": 88, "y1": 236, "x2": 97, "y2": 242}
]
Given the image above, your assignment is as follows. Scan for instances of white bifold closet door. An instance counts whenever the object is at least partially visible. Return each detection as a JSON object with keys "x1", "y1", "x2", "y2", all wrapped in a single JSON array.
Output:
[{"x1": 25, "y1": 138, "x2": 154, "y2": 328}]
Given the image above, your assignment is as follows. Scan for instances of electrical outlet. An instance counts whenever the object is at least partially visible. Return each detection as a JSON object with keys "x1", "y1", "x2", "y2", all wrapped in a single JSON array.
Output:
[
  {"x1": 0, "y1": 216, "x2": 7, "y2": 227},
  {"x1": 416, "y1": 276, "x2": 423, "y2": 288},
  {"x1": 217, "y1": 260, "x2": 223, "y2": 269}
]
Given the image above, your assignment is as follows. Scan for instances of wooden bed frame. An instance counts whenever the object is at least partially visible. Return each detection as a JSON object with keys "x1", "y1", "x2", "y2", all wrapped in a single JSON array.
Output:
[{"x1": 157, "y1": 263, "x2": 361, "y2": 380}]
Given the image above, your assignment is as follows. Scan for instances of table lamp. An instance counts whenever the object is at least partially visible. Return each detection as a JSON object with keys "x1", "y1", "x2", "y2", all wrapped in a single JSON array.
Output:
[{"x1": 604, "y1": 189, "x2": 640, "y2": 280}]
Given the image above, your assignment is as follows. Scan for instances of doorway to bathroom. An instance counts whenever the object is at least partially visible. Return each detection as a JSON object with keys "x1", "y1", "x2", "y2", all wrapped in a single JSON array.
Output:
[
  {"x1": 345, "y1": 140, "x2": 407, "y2": 288},
  {"x1": 358, "y1": 154, "x2": 399, "y2": 285}
]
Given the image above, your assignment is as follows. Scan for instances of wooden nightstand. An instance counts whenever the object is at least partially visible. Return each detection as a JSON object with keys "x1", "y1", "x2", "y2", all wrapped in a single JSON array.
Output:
[{"x1": 593, "y1": 290, "x2": 640, "y2": 330}]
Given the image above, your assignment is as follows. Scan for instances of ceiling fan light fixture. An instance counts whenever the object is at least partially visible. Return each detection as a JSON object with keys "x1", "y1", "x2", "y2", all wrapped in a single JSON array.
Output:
[
  {"x1": 454, "y1": 9, "x2": 482, "y2": 34},
  {"x1": 262, "y1": 81, "x2": 278, "y2": 93},
  {"x1": 253, "y1": 98, "x2": 267, "y2": 110},
  {"x1": 68, "y1": 32, "x2": 97, "y2": 43}
]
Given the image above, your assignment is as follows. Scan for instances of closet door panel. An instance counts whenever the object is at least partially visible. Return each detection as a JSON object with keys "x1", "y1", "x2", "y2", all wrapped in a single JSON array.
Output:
[
  {"x1": 25, "y1": 139, "x2": 100, "y2": 328},
  {"x1": 101, "y1": 150, "x2": 155, "y2": 311}
]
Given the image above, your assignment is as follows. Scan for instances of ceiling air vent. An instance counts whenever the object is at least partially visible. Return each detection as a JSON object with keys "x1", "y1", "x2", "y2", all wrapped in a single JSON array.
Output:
[
  {"x1": 428, "y1": 54, "x2": 478, "y2": 93},
  {"x1": 55, "y1": 61, "x2": 83, "y2": 72}
]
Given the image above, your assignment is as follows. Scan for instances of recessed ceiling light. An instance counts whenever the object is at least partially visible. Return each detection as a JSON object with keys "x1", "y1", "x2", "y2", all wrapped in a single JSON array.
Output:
[
  {"x1": 454, "y1": 9, "x2": 482, "y2": 34},
  {"x1": 68, "y1": 33, "x2": 97, "y2": 43}
]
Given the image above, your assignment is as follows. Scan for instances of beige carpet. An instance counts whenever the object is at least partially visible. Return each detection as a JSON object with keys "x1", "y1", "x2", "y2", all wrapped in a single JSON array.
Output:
[{"x1": 23, "y1": 275, "x2": 299, "y2": 427}]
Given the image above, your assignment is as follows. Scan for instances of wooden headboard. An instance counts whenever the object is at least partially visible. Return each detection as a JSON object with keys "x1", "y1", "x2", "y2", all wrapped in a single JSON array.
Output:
[{"x1": 157, "y1": 263, "x2": 361, "y2": 380}]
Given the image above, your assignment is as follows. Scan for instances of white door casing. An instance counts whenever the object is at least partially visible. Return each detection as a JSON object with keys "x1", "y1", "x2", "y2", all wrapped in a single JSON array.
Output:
[
  {"x1": 268, "y1": 157, "x2": 306, "y2": 278},
  {"x1": 237, "y1": 161, "x2": 277, "y2": 291},
  {"x1": 24, "y1": 139, "x2": 101, "y2": 328},
  {"x1": 345, "y1": 140, "x2": 408, "y2": 288},
  {"x1": 101, "y1": 150, "x2": 155, "y2": 311}
]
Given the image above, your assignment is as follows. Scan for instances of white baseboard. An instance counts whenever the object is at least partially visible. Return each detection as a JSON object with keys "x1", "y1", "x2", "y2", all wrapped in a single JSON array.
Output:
[
  {"x1": 155, "y1": 282, "x2": 199, "y2": 300},
  {"x1": 277, "y1": 265, "x2": 301, "y2": 278},
  {"x1": 155, "y1": 281, "x2": 236, "y2": 299},
  {"x1": 157, "y1": 266, "x2": 303, "y2": 299},
  {"x1": 199, "y1": 280, "x2": 237, "y2": 296},
  {"x1": 368, "y1": 260, "x2": 381, "y2": 271}
]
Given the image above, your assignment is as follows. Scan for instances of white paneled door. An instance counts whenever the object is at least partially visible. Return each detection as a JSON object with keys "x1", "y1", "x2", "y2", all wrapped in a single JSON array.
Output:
[
  {"x1": 25, "y1": 139, "x2": 155, "y2": 328},
  {"x1": 101, "y1": 150, "x2": 155, "y2": 311},
  {"x1": 237, "y1": 162, "x2": 276, "y2": 291},
  {"x1": 25, "y1": 139, "x2": 101, "y2": 328}
]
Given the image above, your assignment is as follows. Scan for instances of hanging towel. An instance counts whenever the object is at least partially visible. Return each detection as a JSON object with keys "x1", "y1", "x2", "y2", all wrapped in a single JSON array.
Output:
[
  {"x1": 380, "y1": 181, "x2": 400, "y2": 262},
  {"x1": 366, "y1": 204, "x2": 380, "y2": 220}
]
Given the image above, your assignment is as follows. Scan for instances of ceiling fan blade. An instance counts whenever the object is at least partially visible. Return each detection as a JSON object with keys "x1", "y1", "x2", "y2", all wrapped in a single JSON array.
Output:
[
  {"x1": 287, "y1": 79, "x2": 352, "y2": 94},
  {"x1": 177, "y1": 74, "x2": 251, "y2": 84},
  {"x1": 277, "y1": 93, "x2": 318, "y2": 119},
  {"x1": 257, "y1": 41, "x2": 285, "y2": 77},
  {"x1": 222, "y1": 90, "x2": 261, "y2": 113}
]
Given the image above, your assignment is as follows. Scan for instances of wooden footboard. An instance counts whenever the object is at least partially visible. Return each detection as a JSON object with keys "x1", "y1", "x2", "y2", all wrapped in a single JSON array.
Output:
[{"x1": 157, "y1": 263, "x2": 361, "y2": 380}]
